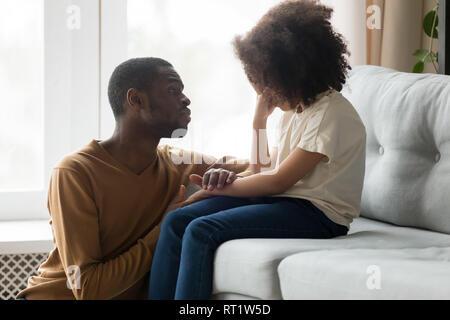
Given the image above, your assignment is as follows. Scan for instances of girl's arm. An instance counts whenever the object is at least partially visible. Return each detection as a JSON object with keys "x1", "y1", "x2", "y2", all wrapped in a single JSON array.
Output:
[
  {"x1": 202, "y1": 147, "x2": 326, "y2": 198},
  {"x1": 249, "y1": 89, "x2": 278, "y2": 175}
]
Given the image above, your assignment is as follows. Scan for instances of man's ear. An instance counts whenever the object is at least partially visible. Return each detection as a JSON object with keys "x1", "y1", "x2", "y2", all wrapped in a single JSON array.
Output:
[{"x1": 126, "y1": 88, "x2": 143, "y2": 109}]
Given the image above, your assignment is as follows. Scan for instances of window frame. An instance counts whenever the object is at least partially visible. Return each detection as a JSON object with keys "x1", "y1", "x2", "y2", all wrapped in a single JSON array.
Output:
[{"x1": 0, "y1": 0, "x2": 100, "y2": 221}]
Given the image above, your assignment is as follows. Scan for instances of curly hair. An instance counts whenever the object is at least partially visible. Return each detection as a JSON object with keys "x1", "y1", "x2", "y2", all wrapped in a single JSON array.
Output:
[{"x1": 233, "y1": 0, "x2": 351, "y2": 110}]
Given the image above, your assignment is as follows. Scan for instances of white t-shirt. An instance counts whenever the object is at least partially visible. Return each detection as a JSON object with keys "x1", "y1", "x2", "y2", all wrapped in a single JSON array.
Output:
[{"x1": 272, "y1": 89, "x2": 366, "y2": 228}]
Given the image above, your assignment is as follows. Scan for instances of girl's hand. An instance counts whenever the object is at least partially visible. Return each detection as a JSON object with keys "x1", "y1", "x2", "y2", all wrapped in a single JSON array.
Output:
[
  {"x1": 190, "y1": 169, "x2": 238, "y2": 191},
  {"x1": 254, "y1": 88, "x2": 277, "y2": 125}
]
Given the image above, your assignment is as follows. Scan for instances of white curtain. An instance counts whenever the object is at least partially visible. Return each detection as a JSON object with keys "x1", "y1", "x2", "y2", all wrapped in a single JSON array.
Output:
[{"x1": 320, "y1": 0, "x2": 367, "y2": 66}]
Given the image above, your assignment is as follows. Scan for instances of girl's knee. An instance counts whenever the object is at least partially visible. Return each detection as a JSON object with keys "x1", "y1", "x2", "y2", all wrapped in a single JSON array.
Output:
[
  {"x1": 183, "y1": 217, "x2": 219, "y2": 244},
  {"x1": 161, "y1": 208, "x2": 192, "y2": 232}
]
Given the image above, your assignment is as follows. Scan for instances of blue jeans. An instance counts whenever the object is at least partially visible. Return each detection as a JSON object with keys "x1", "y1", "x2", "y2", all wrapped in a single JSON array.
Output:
[{"x1": 148, "y1": 196, "x2": 348, "y2": 300}]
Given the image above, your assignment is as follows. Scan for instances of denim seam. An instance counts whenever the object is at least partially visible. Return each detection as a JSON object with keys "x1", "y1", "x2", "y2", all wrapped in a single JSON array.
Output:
[{"x1": 195, "y1": 239, "x2": 212, "y2": 299}]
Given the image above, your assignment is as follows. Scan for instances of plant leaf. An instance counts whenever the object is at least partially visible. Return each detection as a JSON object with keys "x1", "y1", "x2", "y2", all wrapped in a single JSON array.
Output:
[
  {"x1": 413, "y1": 49, "x2": 437, "y2": 62},
  {"x1": 423, "y1": 10, "x2": 439, "y2": 39},
  {"x1": 413, "y1": 61, "x2": 425, "y2": 73}
]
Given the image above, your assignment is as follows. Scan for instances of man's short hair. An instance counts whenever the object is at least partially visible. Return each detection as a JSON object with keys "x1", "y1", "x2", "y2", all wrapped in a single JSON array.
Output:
[{"x1": 107, "y1": 57, "x2": 173, "y2": 119}]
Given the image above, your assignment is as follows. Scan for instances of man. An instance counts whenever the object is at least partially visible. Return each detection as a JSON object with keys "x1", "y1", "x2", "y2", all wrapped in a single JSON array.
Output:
[{"x1": 16, "y1": 57, "x2": 248, "y2": 300}]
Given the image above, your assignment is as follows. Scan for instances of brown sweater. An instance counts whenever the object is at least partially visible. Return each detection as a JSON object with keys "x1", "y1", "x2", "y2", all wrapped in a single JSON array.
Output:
[{"x1": 16, "y1": 140, "x2": 248, "y2": 300}]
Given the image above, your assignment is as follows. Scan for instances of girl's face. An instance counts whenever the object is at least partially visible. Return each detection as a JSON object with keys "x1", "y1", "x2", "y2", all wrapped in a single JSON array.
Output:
[
  {"x1": 277, "y1": 100, "x2": 292, "y2": 112},
  {"x1": 250, "y1": 81, "x2": 263, "y2": 95},
  {"x1": 250, "y1": 81, "x2": 293, "y2": 112}
]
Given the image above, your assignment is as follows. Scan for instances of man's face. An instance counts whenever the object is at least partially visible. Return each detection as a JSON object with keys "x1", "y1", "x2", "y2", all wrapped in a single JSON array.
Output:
[{"x1": 139, "y1": 66, "x2": 191, "y2": 138}]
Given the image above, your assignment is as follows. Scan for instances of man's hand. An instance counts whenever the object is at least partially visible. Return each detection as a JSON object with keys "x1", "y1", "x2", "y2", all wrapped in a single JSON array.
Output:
[
  {"x1": 179, "y1": 171, "x2": 237, "y2": 207},
  {"x1": 181, "y1": 188, "x2": 213, "y2": 207},
  {"x1": 190, "y1": 169, "x2": 237, "y2": 191}
]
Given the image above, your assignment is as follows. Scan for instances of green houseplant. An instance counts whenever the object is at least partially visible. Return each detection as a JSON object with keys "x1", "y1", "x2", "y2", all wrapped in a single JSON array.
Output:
[{"x1": 413, "y1": 0, "x2": 439, "y2": 73}]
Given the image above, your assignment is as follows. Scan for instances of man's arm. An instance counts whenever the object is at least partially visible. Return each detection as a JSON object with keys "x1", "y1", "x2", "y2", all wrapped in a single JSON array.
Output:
[
  {"x1": 168, "y1": 146, "x2": 250, "y2": 186},
  {"x1": 48, "y1": 168, "x2": 168, "y2": 300},
  {"x1": 238, "y1": 146, "x2": 278, "y2": 178},
  {"x1": 200, "y1": 153, "x2": 249, "y2": 177}
]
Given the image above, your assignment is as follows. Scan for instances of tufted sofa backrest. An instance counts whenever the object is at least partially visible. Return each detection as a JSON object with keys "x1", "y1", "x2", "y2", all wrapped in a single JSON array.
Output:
[{"x1": 341, "y1": 65, "x2": 450, "y2": 234}]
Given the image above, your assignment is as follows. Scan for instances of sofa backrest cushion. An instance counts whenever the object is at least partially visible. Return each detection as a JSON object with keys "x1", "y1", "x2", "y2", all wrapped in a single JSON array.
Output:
[{"x1": 341, "y1": 65, "x2": 450, "y2": 234}]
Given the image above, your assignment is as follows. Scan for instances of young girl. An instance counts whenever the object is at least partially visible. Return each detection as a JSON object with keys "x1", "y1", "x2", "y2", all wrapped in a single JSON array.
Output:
[{"x1": 149, "y1": 0, "x2": 366, "y2": 300}]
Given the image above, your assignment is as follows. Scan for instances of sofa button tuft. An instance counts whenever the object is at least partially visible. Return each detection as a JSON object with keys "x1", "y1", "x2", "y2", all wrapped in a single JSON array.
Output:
[
  {"x1": 379, "y1": 146, "x2": 384, "y2": 155},
  {"x1": 435, "y1": 153, "x2": 441, "y2": 163}
]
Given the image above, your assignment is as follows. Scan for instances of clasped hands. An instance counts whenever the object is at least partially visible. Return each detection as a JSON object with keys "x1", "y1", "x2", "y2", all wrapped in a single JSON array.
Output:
[
  {"x1": 163, "y1": 169, "x2": 238, "y2": 218},
  {"x1": 184, "y1": 168, "x2": 238, "y2": 205}
]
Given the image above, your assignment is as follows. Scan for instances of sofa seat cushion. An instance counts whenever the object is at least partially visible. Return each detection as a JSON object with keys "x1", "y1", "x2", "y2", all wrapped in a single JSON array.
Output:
[
  {"x1": 212, "y1": 217, "x2": 450, "y2": 299},
  {"x1": 278, "y1": 247, "x2": 450, "y2": 299},
  {"x1": 212, "y1": 293, "x2": 259, "y2": 300}
]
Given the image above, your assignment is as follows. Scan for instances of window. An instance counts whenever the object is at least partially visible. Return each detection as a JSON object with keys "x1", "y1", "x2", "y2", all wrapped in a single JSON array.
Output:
[{"x1": 0, "y1": 0, "x2": 44, "y2": 191}]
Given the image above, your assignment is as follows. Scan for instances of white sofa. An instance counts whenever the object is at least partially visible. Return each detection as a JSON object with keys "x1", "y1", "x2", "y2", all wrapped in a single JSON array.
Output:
[{"x1": 210, "y1": 65, "x2": 450, "y2": 300}]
